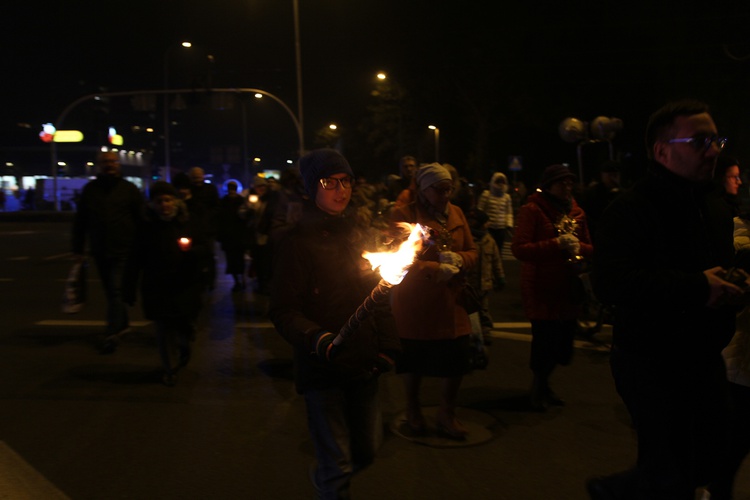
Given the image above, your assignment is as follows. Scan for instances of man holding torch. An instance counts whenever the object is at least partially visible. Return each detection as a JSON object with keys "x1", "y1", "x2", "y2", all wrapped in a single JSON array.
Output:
[{"x1": 269, "y1": 149, "x2": 401, "y2": 500}]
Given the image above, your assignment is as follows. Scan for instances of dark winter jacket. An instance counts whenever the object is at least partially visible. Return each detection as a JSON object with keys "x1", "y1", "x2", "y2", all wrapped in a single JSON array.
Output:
[
  {"x1": 269, "y1": 202, "x2": 401, "y2": 393},
  {"x1": 592, "y1": 163, "x2": 736, "y2": 362},
  {"x1": 71, "y1": 175, "x2": 145, "y2": 258},
  {"x1": 124, "y1": 205, "x2": 205, "y2": 321}
]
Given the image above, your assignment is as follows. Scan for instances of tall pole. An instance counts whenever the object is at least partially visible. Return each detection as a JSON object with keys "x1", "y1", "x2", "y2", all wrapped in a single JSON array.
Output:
[
  {"x1": 434, "y1": 127, "x2": 440, "y2": 163},
  {"x1": 241, "y1": 98, "x2": 250, "y2": 190},
  {"x1": 293, "y1": 0, "x2": 304, "y2": 156},
  {"x1": 429, "y1": 125, "x2": 440, "y2": 163},
  {"x1": 163, "y1": 46, "x2": 173, "y2": 183},
  {"x1": 164, "y1": 45, "x2": 172, "y2": 182},
  {"x1": 162, "y1": 41, "x2": 193, "y2": 183}
]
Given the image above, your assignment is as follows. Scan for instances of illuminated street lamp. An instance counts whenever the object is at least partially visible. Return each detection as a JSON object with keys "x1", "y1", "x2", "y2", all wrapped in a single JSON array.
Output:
[
  {"x1": 428, "y1": 125, "x2": 440, "y2": 162},
  {"x1": 163, "y1": 41, "x2": 192, "y2": 183}
]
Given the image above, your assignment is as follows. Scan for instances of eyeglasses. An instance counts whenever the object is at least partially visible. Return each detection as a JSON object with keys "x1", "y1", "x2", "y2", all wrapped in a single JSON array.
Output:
[
  {"x1": 429, "y1": 185, "x2": 454, "y2": 196},
  {"x1": 319, "y1": 177, "x2": 353, "y2": 190},
  {"x1": 726, "y1": 175, "x2": 742, "y2": 182},
  {"x1": 667, "y1": 135, "x2": 728, "y2": 152}
]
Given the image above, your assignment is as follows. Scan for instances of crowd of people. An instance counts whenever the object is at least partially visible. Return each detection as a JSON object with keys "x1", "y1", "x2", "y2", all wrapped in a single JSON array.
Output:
[{"x1": 70, "y1": 98, "x2": 750, "y2": 499}]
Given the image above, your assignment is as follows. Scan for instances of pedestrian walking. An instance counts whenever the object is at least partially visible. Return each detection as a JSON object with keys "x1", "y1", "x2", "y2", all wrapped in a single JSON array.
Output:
[
  {"x1": 590, "y1": 99, "x2": 741, "y2": 499},
  {"x1": 123, "y1": 181, "x2": 205, "y2": 386},
  {"x1": 477, "y1": 172, "x2": 514, "y2": 252},
  {"x1": 71, "y1": 151, "x2": 145, "y2": 353},
  {"x1": 269, "y1": 149, "x2": 400, "y2": 499},
  {"x1": 389, "y1": 162, "x2": 478, "y2": 439},
  {"x1": 511, "y1": 164, "x2": 593, "y2": 411}
]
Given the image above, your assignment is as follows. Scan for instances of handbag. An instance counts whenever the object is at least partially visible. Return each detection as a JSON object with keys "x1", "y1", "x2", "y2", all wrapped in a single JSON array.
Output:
[{"x1": 61, "y1": 259, "x2": 87, "y2": 314}]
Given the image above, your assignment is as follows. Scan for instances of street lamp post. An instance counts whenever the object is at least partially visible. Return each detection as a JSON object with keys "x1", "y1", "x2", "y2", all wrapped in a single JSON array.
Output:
[
  {"x1": 428, "y1": 125, "x2": 440, "y2": 163},
  {"x1": 558, "y1": 116, "x2": 622, "y2": 185},
  {"x1": 163, "y1": 41, "x2": 192, "y2": 183},
  {"x1": 293, "y1": 0, "x2": 305, "y2": 155},
  {"x1": 374, "y1": 72, "x2": 405, "y2": 156}
]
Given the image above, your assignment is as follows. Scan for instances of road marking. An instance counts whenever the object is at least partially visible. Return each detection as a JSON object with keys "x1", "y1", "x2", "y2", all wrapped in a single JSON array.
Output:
[
  {"x1": 493, "y1": 322, "x2": 532, "y2": 328},
  {"x1": 7, "y1": 256, "x2": 30, "y2": 261},
  {"x1": 36, "y1": 320, "x2": 151, "y2": 327},
  {"x1": 31, "y1": 319, "x2": 610, "y2": 351},
  {"x1": 43, "y1": 253, "x2": 73, "y2": 261},
  {"x1": 233, "y1": 320, "x2": 611, "y2": 351},
  {"x1": 234, "y1": 321, "x2": 532, "y2": 330},
  {"x1": 236, "y1": 322, "x2": 274, "y2": 328},
  {"x1": 0, "y1": 441, "x2": 71, "y2": 499}
]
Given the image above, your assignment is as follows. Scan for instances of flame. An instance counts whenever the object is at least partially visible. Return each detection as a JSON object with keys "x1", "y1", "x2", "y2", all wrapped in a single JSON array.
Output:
[{"x1": 363, "y1": 223, "x2": 428, "y2": 285}]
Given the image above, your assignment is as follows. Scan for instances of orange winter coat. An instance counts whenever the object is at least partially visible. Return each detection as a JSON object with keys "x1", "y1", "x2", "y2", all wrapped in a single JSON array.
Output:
[{"x1": 389, "y1": 200, "x2": 478, "y2": 340}]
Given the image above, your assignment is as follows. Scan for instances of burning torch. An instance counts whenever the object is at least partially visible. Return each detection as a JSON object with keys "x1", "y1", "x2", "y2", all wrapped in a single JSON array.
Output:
[{"x1": 330, "y1": 223, "x2": 429, "y2": 350}]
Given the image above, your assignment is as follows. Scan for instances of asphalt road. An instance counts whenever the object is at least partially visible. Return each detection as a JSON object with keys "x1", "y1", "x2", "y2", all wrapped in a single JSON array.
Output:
[{"x1": 0, "y1": 219, "x2": 748, "y2": 500}]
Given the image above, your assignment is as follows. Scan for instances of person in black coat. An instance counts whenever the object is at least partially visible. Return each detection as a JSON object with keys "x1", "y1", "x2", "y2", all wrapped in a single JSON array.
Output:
[
  {"x1": 124, "y1": 182, "x2": 206, "y2": 386},
  {"x1": 589, "y1": 100, "x2": 742, "y2": 499},
  {"x1": 71, "y1": 151, "x2": 145, "y2": 352},
  {"x1": 269, "y1": 149, "x2": 400, "y2": 499},
  {"x1": 216, "y1": 180, "x2": 250, "y2": 292}
]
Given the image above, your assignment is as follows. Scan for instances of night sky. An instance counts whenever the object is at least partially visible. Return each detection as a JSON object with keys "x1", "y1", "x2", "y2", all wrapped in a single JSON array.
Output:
[{"x1": 4, "y1": 1, "x2": 750, "y2": 185}]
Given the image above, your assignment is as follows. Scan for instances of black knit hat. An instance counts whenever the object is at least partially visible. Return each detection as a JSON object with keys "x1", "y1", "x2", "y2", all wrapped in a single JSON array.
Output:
[
  {"x1": 539, "y1": 164, "x2": 575, "y2": 189},
  {"x1": 150, "y1": 181, "x2": 178, "y2": 200},
  {"x1": 298, "y1": 149, "x2": 354, "y2": 198}
]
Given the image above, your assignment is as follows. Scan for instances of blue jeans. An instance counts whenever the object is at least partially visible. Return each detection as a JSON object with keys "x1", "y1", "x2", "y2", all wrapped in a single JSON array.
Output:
[
  {"x1": 304, "y1": 377, "x2": 381, "y2": 500},
  {"x1": 93, "y1": 255, "x2": 129, "y2": 336}
]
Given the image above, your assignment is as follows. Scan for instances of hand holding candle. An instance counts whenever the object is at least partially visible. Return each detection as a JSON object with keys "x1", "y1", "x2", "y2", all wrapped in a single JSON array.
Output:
[{"x1": 178, "y1": 237, "x2": 192, "y2": 251}]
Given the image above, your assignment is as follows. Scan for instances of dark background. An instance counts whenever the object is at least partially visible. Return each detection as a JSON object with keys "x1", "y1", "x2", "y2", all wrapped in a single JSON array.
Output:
[{"x1": 3, "y1": 1, "x2": 750, "y2": 187}]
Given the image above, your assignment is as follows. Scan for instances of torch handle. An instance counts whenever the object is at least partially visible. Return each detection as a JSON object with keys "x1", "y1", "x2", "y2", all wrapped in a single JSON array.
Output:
[{"x1": 333, "y1": 280, "x2": 393, "y2": 346}]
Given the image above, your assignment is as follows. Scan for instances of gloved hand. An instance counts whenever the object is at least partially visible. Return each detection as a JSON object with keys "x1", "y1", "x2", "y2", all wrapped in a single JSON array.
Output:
[
  {"x1": 557, "y1": 233, "x2": 580, "y2": 256},
  {"x1": 439, "y1": 251, "x2": 464, "y2": 268},
  {"x1": 371, "y1": 352, "x2": 395, "y2": 376},
  {"x1": 436, "y1": 263, "x2": 460, "y2": 283},
  {"x1": 312, "y1": 331, "x2": 336, "y2": 361},
  {"x1": 494, "y1": 276, "x2": 506, "y2": 291}
]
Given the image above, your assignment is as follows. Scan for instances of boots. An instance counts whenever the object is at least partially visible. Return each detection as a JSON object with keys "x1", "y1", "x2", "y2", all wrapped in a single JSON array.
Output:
[{"x1": 530, "y1": 371, "x2": 565, "y2": 411}]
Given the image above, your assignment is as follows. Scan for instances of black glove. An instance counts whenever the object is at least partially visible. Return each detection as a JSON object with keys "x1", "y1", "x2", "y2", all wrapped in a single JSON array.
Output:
[
  {"x1": 371, "y1": 352, "x2": 396, "y2": 376},
  {"x1": 312, "y1": 331, "x2": 336, "y2": 361}
]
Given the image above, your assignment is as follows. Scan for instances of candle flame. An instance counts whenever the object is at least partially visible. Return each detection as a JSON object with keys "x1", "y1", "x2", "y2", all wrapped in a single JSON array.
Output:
[{"x1": 363, "y1": 223, "x2": 428, "y2": 285}]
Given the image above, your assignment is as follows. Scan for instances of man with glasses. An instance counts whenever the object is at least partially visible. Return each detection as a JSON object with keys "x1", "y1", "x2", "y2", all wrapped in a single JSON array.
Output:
[
  {"x1": 589, "y1": 100, "x2": 743, "y2": 498},
  {"x1": 269, "y1": 148, "x2": 400, "y2": 499}
]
